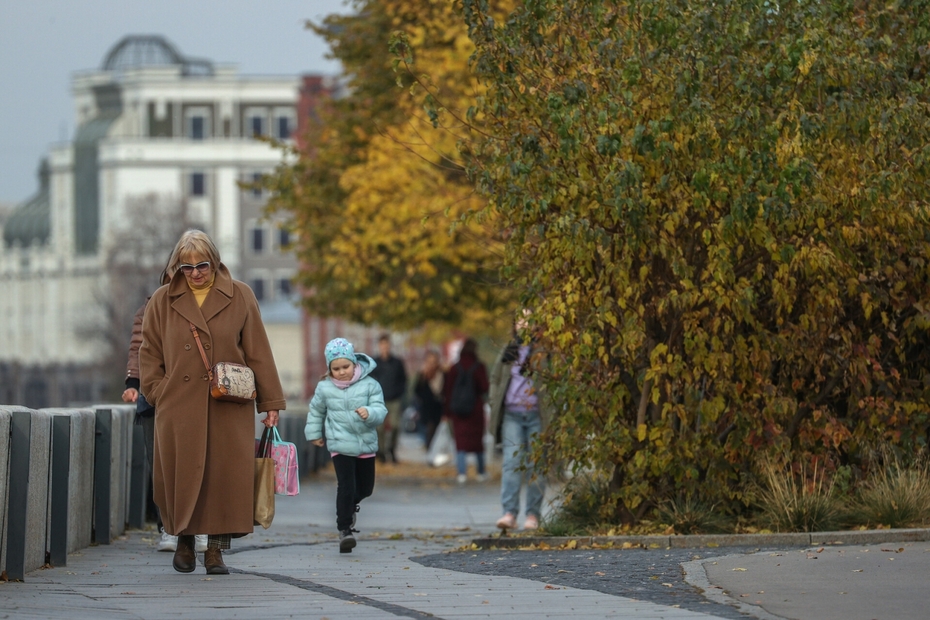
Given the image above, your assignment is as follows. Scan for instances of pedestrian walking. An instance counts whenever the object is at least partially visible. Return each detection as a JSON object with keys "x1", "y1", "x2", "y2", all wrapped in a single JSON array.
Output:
[
  {"x1": 140, "y1": 229, "x2": 285, "y2": 575},
  {"x1": 443, "y1": 338, "x2": 489, "y2": 484},
  {"x1": 121, "y1": 262, "x2": 208, "y2": 555},
  {"x1": 305, "y1": 337, "x2": 388, "y2": 553},
  {"x1": 369, "y1": 334, "x2": 407, "y2": 463},
  {"x1": 489, "y1": 318, "x2": 551, "y2": 531},
  {"x1": 413, "y1": 350, "x2": 444, "y2": 450}
]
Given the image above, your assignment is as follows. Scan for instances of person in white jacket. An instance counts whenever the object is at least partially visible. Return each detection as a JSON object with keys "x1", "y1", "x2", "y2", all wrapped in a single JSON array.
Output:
[{"x1": 305, "y1": 337, "x2": 387, "y2": 553}]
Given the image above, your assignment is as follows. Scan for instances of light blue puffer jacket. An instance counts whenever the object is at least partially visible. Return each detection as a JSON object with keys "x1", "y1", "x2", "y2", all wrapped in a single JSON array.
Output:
[{"x1": 304, "y1": 353, "x2": 387, "y2": 456}]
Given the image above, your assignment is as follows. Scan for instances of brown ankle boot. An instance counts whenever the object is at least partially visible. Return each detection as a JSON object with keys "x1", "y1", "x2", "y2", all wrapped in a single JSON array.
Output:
[
  {"x1": 172, "y1": 535, "x2": 196, "y2": 573},
  {"x1": 204, "y1": 548, "x2": 229, "y2": 575}
]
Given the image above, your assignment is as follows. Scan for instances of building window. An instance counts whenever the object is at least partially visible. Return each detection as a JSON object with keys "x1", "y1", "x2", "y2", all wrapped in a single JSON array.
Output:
[
  {"x1": 251, "y1": 227, "x2": 265, "y2": 253},
  {"x1": 278, "y1": 278, "x2": 292, "y2": 299},
  {"x1": 190, "y1": 172, "x2": 205, "y2": 197},
  {"x1": 185, "y1": 107, "x2": 211, "y2": 140},
  {"x1": 246, "y1": 112, "x2": 265, "y2": 138},
  {"x1": 251, "y1": 172, "x2": 263, "y2": 198},
  {"x1": 251, "y1": 278, "x2": 266, "y2": 301},
  {"x1": 190, "y1": 115, "x2": 205, "y2": 140},
  {"x1": 277, "y1": 115, "x2": 291, "y2": 140},
  {"x1": 278, "y1": 228, "x2": 290, "y2": 250}
]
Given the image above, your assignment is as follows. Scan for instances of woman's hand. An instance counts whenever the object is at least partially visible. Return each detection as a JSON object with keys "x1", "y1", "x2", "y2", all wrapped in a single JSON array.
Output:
[
  {"x1": 356, "y1": 407, "x2": 369, "y2": 420},
  {"x1": 263, "y1": 410, "x2": 279, "y2": 428},
  {"x1": 121, "y1": 388, "x2": 139, "y2": 403},
  {"x1": 310, "y1": 438, "x2": 325, "y2": 447}
]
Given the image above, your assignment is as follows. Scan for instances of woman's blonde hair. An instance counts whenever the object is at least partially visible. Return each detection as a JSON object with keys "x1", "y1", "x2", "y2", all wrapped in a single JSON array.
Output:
[{"x1": 166, "y1": 229, "x2": 221, "y2": 273}]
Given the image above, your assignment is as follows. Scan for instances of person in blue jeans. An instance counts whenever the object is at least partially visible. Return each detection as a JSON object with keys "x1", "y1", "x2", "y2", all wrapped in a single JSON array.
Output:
[{"x1": 488, "y1": 318, "x2": 551, "y2": 531}]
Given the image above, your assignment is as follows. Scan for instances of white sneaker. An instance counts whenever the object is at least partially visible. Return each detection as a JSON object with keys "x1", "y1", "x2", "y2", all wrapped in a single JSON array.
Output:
[
  {"x1": 476, "y1": 473, "x2": 489, "y2": 483},
  {"x1": 195, "y1": 535, "x2": 208, "y2": 552},
  {"x1": 156, "y1": 528, "x2": 178, "y2": 552},
  {"x1": 456, "y1": 474, "x2": 467, "y2": 485}
]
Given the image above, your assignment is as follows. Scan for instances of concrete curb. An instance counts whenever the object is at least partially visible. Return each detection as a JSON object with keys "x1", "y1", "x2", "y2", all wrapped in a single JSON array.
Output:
[{"x1": 471, "y1": 527, "x2": 930, "y2": 550}]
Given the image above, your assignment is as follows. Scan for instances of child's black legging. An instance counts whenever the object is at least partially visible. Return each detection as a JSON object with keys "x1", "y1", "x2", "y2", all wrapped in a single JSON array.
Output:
[{"x1": 332, "y1": 454, "x2": 376, "y2": 531}]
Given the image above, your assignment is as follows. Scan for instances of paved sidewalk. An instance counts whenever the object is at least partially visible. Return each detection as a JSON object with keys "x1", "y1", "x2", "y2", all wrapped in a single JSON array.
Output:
[{"x1": 4, "y1": 433, "x2": 930, "y2": 619}]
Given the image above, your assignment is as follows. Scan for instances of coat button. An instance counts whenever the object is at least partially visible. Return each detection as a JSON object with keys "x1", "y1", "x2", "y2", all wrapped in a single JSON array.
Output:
[
  {"x1": 204, "y1": 343, "x2": 211, "y2": 350},
  {"x1": 183, "y1": 375, "x2": 190, "y2": 381},
  {"x1": 185, "y1": 344, "x2": 191, "y2": 350},
  {"x1": 202, "y1": 374, "x2": 210, "y2": 381}
]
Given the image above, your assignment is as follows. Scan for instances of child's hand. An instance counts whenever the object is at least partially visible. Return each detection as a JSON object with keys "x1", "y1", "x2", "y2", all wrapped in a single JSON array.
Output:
[
  {"x1": 356, "y1": 407, "x2": 369, "y2": 420},
  {"x1": 310, "y1": 438, "x2": 325, "y2": 447}
]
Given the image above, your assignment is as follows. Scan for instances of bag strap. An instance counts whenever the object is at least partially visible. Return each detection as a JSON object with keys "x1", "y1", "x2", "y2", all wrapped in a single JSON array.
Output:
[
  {"x1": 256, "y1": 426, "x2": 272, "y2": 457},
  {"x1": 189, "y1": 322, "x2": 213, "y2": 380}
]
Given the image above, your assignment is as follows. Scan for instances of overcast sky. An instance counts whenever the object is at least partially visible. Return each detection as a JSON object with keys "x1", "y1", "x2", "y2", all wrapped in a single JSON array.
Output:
[{"x1": 0, "y1": 0, "x2": 352, "y2": 205}]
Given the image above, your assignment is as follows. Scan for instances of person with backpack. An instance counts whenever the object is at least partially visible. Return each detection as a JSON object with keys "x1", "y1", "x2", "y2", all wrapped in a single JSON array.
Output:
[{"x1": 443, "y1": 338, "x2": 489, "y2": 484}]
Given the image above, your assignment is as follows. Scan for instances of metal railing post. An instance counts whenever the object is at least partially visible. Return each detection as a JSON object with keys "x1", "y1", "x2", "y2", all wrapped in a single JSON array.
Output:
[
  {"x1": 93, "y1": 409, "x2": 112, "y2": 544},
  {"x1": 49, "y1": 414, "x2": 71, "y2": 566},
  {"x1": 5, "y1": 411, "x2": 31, "y2": 580}
]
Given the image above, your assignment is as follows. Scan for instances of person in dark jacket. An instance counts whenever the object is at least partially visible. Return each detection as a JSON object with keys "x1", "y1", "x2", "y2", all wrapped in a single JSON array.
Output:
[
  {"x1": 443, "y1": 338, "x2": 489, "y2": 484},
  {"x1": 413, "y1": 350, "x2": 444, "y2": 449},
  {"x1": 369, "y1": 334, "x2": 408, "y2": 463}
]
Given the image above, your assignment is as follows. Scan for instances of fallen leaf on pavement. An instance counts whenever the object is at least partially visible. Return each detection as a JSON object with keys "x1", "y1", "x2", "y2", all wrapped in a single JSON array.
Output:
[
  {"x1": 544, "y1": 584, "x2": 560, "y2": 590},
  {"x1": 732, "y1": 568, "x2": 747, "y2": 572},
  {"x1": 594, "y1": 572, "x2": 606, "y2": 576},
  {"x1": 661, "y1": 583, "x2": 674, "y2": 588},
  {"x1": 853, "y1": 569, "x2": 863, "y2": 572}
]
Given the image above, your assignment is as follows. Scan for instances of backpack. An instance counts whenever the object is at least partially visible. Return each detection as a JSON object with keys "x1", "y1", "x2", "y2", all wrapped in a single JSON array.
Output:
[{"x1": 449, "y1": 363, "x2": 477, "y2": 417}]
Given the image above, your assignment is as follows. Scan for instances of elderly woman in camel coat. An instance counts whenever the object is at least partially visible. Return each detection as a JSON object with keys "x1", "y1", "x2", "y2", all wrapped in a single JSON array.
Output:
[{"x1": 141, "y1": 229, "x2": 285, "y2": 575}]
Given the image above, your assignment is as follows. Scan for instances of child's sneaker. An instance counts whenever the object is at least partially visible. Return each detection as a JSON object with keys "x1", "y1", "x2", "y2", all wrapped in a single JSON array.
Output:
[
  {"x1": 456, "y1": 474, "x2": 467, "y2": 485},
  {"x1": 476, "y1": 473, "x2": 489, "y2": 483},
  {"x1": 195, "y1": 534, "x2": 208, "y2": 552},
  {"x1": 156, "y1": 527, "x2": 178, "y2": 552},
  {"x1": 496, "y1": 513, "x2": 517, "y2": 530},
  {"x1": 352, "y1": 504, "x2": 360, "y2": 529},
  {"x1": 339, "y1": 530, "x2": 357, "y2": 553}
]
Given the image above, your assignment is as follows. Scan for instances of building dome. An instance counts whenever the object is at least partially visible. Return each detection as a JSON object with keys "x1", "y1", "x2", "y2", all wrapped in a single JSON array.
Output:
[
  {"x1": 3, "y1": 160, "x2": 50, "y2": 248},
  {"x1": 101, "y1": 35, "x2": 213, "y2": 76}
]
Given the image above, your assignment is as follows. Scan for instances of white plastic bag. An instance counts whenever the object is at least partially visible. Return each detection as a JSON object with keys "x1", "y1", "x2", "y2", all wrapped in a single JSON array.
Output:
[{"x1": 428, "y1": 418, "x2": 454, "y2": 467}]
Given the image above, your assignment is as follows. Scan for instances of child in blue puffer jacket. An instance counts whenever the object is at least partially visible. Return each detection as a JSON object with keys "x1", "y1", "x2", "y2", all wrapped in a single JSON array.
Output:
[{"x1": 305, "y1": 337, "x2": 387, "y2": 553}]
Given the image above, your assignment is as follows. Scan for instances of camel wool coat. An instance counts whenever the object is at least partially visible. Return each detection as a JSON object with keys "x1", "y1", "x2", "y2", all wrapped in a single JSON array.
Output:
[{"x1": 140, "y1": 264, "x2": 286, "y2": 536}]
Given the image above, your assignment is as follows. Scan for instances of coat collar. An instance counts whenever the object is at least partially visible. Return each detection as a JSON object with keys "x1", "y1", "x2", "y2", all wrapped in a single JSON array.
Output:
[{"x1": 167, "y1": 263, "x2": 234, "y2": 333}]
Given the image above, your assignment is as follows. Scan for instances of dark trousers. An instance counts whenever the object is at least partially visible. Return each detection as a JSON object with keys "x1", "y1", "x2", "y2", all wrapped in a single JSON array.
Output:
[
  {"x1": 139, "y1": 414, "x2": 163, "y2": 530},
  {"x1": 332, "y1": 454, "x2": 376, "y2": 531}
]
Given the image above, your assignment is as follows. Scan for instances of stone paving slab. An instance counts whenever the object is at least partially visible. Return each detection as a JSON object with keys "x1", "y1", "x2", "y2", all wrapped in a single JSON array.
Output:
[
  {"x1": 693, "y1": 540, "x2": 930, "y2": 620},
  {"x1": 0, "y1": 529, "x2": 728, "y2": 620}
]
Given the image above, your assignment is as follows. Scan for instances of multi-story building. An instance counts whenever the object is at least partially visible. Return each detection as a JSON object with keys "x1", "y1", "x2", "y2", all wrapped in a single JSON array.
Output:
[{"x1": 0, "y1": 35, "x2": 310, "y2": 407}]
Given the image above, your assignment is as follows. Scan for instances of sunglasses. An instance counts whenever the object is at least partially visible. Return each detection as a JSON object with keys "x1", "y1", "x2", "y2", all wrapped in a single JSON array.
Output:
[{"x1": 179, "y1": 261, "x2": 211, "y2": 275}]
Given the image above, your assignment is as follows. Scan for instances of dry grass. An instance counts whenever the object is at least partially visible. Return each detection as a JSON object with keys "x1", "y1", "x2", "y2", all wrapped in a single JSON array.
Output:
[
  {"x1": 658, "y1": 494, "x2": 731, "y2": 534},
  {"x1": 756, "y1": 460, "x2": 843, "y2": 533},
  {"x1": 849, "y1": 452, "x2": 930, "y2": 529}
]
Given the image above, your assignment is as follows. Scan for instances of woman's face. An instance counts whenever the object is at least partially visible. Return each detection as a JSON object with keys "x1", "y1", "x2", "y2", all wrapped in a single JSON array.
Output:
[
  {"x1": 330, "y1": 358, "x2": 355, "y2": 382},
  {"x1": 179, "y1": 252, "x2": 213, "y2": 289},
  {"x1": 423, "y1": 353, "x2": 439, "y2": 373}
]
